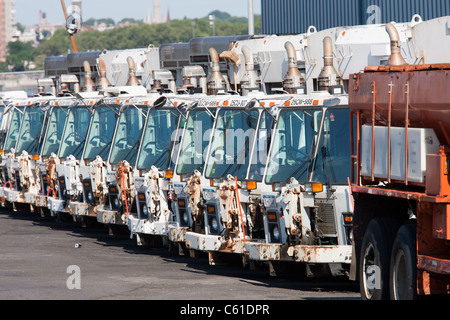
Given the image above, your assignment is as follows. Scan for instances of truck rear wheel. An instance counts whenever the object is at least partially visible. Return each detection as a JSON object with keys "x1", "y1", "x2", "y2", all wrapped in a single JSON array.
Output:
[
  {"x1": 359, "y1": 218, "x2": 398, "y2": 300},
  {"x1": 389, "y1": 221, "x2": 416, "y2": 300}
]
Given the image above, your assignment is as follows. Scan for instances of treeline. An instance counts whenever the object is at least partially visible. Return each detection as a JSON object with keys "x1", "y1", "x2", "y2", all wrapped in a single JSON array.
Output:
[{"x1": 1, "y1": 12, "x2": 261, "y2": 72}]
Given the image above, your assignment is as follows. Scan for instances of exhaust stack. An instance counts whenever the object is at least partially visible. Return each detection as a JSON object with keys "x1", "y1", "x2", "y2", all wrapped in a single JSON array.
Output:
[
  {"x1": 240, "y1": 45, "x2": 261, "y2": 96},
  {"x1": 207, "y1": 47, "x2": 227, "y2": 95},
  {"x1": 283, "y1": 41, "x2": 305, "y2": 94},
  {"x1": 98, "y1": 57, "x2": 111, "y2": 89},
  {"x1": 126, "y1": 56, "x2": 140, "y2": 86},
  {"x1": 385, "y1": 23, "x2": 407, "y2": 66},
  {"x1": 318, "y1": 36, "x2": 340, "y2": 91},
  {"x1": 83, "y1": 61, "x2": 95, "y2": 92}
]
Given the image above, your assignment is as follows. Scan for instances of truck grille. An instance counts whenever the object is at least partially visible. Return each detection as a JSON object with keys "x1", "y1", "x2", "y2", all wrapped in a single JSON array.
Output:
[{"x1": 314, "y1": 200, "x2": 337, "y2": 237}]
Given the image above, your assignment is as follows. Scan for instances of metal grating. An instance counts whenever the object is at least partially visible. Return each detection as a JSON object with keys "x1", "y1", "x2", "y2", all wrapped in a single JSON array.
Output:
[{"x1": 314, "y1": 199, "x2": 337, "y2": 237}]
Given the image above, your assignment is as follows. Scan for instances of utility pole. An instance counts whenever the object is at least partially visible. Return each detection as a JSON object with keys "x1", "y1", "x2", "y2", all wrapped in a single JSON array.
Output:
[
  {"x1": 209, "y1": 15, "x2": 215, "y2": 36},
  {"x1": 248, "y1": 0, "x2": 254, "y2": 35}
]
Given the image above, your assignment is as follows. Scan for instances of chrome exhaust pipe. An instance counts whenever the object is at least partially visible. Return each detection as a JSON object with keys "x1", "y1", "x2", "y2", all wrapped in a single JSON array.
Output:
[
  {"x1": 385, "y1": 23, "x2": 407, "y2": 66},
  {"x1": 126, "y1": 56, "x2": 140, "y2": 86},
  {"x1": 318, "y1": 36, "x2": 340, "y2": 91},
  {"x1": 98, "y1": 57, "x2": 111, "y2": 89},
  {"x1": 83, "y1": 61, "x2": 95, "y2": 92},
  {"x1": 283, "y1": 41, "x2": 305, "y2": 94},
  {"x1": 207, "y1": 47, "x2": 226, "y2": 95},
  {"x1": 240, "y1": 45, "x2": 261, "y2": 95}
]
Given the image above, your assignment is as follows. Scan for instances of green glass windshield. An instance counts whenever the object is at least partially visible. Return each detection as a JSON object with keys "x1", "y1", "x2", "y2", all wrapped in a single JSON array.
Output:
[
  {"x1": 310, "y1": 108, "x2": 351, "y2": 184},
  {"x1": 41, "y1": 107, "x2": 67, "y2": 157},
  {"x1": 3, "y1": 107, "x2": 24, "y2": 152},
  {"x1": 109, "y1": 107, "x2": 147, "y2": 165},
  {"x1": 0, "y1": 106, "x2": 5, "y2": 128},
  {"x1": 136, "y1": 109, "x2": 178, "y2": 170},
  {"x1": 83, "y1": 105, "x2": 119, "y2": 161},
  {"x1": 247, "y1": 112, "x2": 275, "y2": 181},
  {"x1": 205, "y1": 109, "x2": 258, "y2": 179},
  {"x1": 58, "y1": 107, "x2": 91, "y2": 159},
  {"x1": 0, "y1": 106, "x2": 7, "y2": 149},
  {"x1": 176, "y1": 109, "x2": 216, "y2": 175},
  {"x1": 265, "y1": 108, "x2": 322, "y2": 184},
  {"x1": 15, "y1": 107, "x2": 46, "y2": 154},
  {"x1": 265, "y1": 108, "x2": 351, "y2": 185}
]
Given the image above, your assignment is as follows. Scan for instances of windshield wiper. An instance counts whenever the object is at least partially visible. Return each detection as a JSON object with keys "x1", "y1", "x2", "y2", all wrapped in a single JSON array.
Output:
[
  {"x1": 71, "y1": 137, "x2": 87, "y2": 159},
  {"x1": 122, "y1": 136, "x2": 142, "y2": 163},
  {"x1": 96, "y1": 140, "x2": 112, "y2": 159},
  {"x1": 151, "y1": 148, "x2": 169, "y2": 169}
]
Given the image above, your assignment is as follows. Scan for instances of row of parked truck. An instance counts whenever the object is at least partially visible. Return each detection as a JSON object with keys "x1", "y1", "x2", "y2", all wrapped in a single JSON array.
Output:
[{"x1": 0, "y1": 15, "x2": 449, "y2": 300}]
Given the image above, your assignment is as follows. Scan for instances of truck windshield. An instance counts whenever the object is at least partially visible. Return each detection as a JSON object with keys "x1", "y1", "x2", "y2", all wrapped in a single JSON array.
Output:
[
  {"x1": 176, "y1": 108, "x2": 216, "y2": 175},
  {"x1": 247, "y1": 111, "x2": 275, "y2": 181},
  {"x1": 109, "y1": 106, "x2": 147, "y2": 165},
  {"x1": 205, "y1": 109, "x2": 258, "y2": 179},
  {"x1": 15, "y1": 107, "x2": 46, "y2": 154},
  {"x1": 83, "y1": 105, "x2": 119, "y2": 161},
  {"x1": 265, "y1": 108, "x2": 322, "y2": 184},
  {"x1": 3, "y1": 107, "x2": 24, "y2": 152},
  {"x1": 136, "y1": 108, "x2": 178, "y2": 170},
  {"x1": 0, "y1": 106, "x2": 7, "y2": 149},
  {"x1": 265, "y1": 107, "x2": 351, "y2": 185},
  {"x1": 41, "y1": 107, "x2": 67, "y2": 157},
  {"x1": 309, "y1": 108, "x2": 351, "y2": 184},
  {"x1": 58, "y1": 107, "x2": 92, "y2": 159}
]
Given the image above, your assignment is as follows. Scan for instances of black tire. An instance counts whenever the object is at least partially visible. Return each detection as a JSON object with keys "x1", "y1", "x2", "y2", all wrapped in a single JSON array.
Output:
[
  {"x1": 389, "y1": 221, "x2": 417, "y2": 300},
  {"x1": 359, "y1": 218, "x2": 399, "y2": 300}
]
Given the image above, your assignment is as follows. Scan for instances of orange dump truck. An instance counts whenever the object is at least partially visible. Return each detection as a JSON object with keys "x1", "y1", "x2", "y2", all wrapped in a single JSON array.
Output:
[{"x1": 348, "y1": 63, "x2": 450, "y2": 300}]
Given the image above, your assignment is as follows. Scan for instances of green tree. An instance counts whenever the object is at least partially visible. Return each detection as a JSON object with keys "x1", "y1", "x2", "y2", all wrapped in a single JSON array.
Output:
[
  {"x1": 0, "y1": 61, "x2": 9, "y2": 72},
  {"x1": 31, "y1": 13, "x2": 262, "y2": 64},
  {"x1": 6, "y1": 41, "x2": 35, "y2": 71},
  {"x1": 15, "y1": 23, "x2": 25, "y2": 33},
  {"x1": 35, "y1": 29, "x2": 71, "y2": 57},
  {"x1": 207, "y1": 10, "x2": 232, "y2": 21}
]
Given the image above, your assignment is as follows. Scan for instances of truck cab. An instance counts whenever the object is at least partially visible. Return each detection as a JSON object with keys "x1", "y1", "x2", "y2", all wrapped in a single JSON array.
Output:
[{"x1": 2, "y1": 95, "x2": 54, "y2": 210}]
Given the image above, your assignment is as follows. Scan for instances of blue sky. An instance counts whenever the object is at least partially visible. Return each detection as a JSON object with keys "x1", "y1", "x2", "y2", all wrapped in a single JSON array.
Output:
[{"x1": 15, "y1": 0, "x2": 261, "y2": 25}]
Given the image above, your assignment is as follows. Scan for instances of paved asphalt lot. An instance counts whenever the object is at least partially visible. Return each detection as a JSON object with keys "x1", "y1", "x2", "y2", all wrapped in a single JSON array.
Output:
[{"x1": 0, "y1": 205, "x2": 360, "y2": 305}]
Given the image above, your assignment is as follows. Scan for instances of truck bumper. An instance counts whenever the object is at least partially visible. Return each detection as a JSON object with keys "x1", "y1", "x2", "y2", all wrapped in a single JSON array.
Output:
[
  {"x1": 0, "y1": 187, "x2": 5, "y2": 205},
  {"x1": 127, "y1": 216, "x2": 169, "y2": 236},
  {"x1": 23, "y1": 192, "x2": 36, "y2": 205},
  {"x1": 96, "y1": 206, "x2": 127, "y2": 225},
  {"x1": 185, "y1": 231, "x2": 223, "y2": 251},
  {"x1": 47, "y1": 197, "x2": 68, "y2": 215},
  {"x1": 167, "y1": 225, "x2": 189, "y2": 243},
  {"x1": 292, "y1": 245, "x2": 352, "y2": 264},
  {"x1": 245, "y1": 242, "x2": 283, "y2": 261},
  {"x1": 35, "y1": 195, "x2": 47, "y2": 208},
  {"x1": 4, "y1": 188, "x2": 25, "y2": 203},
  {"x1": 69, "y1": 202, "x2": 96, "y2": 217},
  {"x1": 184, "y1": 232, "x2": 247, "y2": 254}
]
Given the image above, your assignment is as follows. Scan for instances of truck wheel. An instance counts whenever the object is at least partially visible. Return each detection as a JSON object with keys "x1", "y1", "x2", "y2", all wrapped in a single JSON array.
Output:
[
  {"x1": 359, "y1": 218, "x2": 397, "y2": 300},
  {"x1": 389, "y1": 221, "x2": 416, "y2": 300}
]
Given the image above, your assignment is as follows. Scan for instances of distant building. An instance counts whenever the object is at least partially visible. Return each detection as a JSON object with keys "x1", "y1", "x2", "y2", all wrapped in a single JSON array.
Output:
[
  {"x1": 71, "y1": 0, "x2": 82, "y2": 16},
  {"x1": 0, "y1": 0, "x2": 17, "y2": 62},
  {"x1": 37, "y1": 9, "x2": 64, "y2": 38},
  {"x1": 144, "y1": 0, "x2": 171, "y2": 25}
]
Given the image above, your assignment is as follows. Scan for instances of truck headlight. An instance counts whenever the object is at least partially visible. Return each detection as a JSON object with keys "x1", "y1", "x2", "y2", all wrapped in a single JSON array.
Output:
[
  {"x1": 207, "y1": 204, "x2": 219, "y2": 234},
  {"x1": 87, "y1": 191, "x2": 93, "y2": 202},
  {"x1": 182, "y1": 211, "x2": 189, "y2": 224},
  {"x1": 210, "y1": 217, "x2": 218, "y2": 232},
  {"x1": 142, "y1": 204, "x2": 149, "y2": 216},
  {"x1": 272, "y1": 225, "x2": 280, "y2": 242}
]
